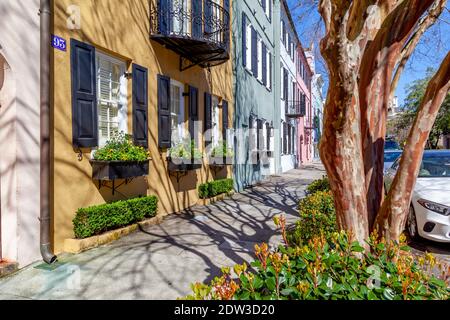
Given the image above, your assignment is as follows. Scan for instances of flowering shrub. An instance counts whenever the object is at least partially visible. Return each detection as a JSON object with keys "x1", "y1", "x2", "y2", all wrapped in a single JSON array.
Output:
[
  {"x1": 93, "y1": 131, "x2": 149, "y2": 161},
  {"x1": 305, "y1": 176, "x2": 330, "y2": 194},
  {"x1": 287, "y1": 190, "x2": 337, "y2": 246},
  {"x1": 185, "y1": 231, "x2": 449, "y2": 300}
]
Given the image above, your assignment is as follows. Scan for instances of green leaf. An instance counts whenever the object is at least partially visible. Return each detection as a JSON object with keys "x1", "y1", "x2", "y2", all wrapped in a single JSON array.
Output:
[
  {"x1": 265, "y1": 277, "x2": 276, "y2": 291},
  {"x1": 252, "y1": 276, "x2": 264, "y2": 290},
  {"x1": 351, "y1": 242, "x2": 365, "y2": 253}
]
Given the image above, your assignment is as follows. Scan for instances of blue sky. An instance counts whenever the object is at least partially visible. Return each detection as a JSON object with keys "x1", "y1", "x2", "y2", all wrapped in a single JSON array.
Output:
[{"x1": 287, "y1": 1, "x2": 450, "y2": 106}]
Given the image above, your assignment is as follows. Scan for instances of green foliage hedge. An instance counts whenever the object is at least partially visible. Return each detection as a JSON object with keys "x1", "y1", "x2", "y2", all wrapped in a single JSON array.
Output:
[
  {"x1": 186, "y1": 232, "x2": 449, "y2": 300},
  {"x1": 287, "y1": 190, "x2": 337, "y2": 246},
  {"x1": 198, "y1": 179, "x2": 234, "y2": 199},
  {"x1": 73, "y1": 196, "x2": 158, "y2": 239},
  {"x1": 305, "y1": 176, "x2": 330, "y2": 194}
]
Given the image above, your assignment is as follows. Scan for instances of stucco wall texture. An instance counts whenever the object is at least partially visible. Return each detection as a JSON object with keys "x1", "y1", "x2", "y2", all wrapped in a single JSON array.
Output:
[
  {"x1": 51, "y1": 0, "x2": 234, "y2": 253},
  {"x1": 0, "y1": 0, "x2": 41, "y2": 267}
]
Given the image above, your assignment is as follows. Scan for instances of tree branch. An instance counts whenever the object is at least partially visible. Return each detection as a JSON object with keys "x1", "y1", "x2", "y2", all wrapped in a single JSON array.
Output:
[
  {"x1": 375, "y1": 51, "x2": 450, "y2": 241},
  {"x1": 390, "y1": 0, "x2": 447, "y2": 99}
]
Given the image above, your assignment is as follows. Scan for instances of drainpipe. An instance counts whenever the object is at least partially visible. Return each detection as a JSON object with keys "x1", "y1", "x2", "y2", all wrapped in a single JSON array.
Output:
[{"x1": 40, "y1": 0, "x2": 57, "y2": 264}]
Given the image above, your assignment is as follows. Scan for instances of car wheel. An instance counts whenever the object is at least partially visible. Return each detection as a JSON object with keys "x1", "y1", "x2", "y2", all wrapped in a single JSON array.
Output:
[{"x1": 406, "y1": 205, "x2": 419, "y2": 241}]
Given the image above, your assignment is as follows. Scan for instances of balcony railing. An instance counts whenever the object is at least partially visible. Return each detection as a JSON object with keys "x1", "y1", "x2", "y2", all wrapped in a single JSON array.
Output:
[
  {"x1": 285, "y1": 101, "x2": 305, "y2": 118},
  {"x1": 150, "y1": 0, "x2": 230, "y2": 70}
]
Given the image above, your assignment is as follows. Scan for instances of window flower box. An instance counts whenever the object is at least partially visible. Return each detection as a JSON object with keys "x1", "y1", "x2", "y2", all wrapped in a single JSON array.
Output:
[
  {"x1": 208, "y1": 156, "x2": 234, "y2": 166},
  {"x1": 167, "y1": 157, "x2": 202, "y2": 171},
  {"x1": 91, "y1": 160, "x2": 150, "y2": 181}
]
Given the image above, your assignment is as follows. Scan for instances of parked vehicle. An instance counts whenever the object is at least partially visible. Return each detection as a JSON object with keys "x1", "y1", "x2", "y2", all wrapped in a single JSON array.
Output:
[
  {"x1": 385, "y1": 139, "x2": 400, "y2": 150},
  {"x1": 384, "y1": 150, "x2": 450, "y2": 243},
  {"x1": 384, "y1": 149, "x2": 402, "y2": 172}
]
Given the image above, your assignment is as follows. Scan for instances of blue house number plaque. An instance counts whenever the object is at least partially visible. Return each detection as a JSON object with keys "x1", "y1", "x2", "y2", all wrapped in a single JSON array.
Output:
[{"x1": 52, "y1": 35, "x2": 67, "y2": 52}]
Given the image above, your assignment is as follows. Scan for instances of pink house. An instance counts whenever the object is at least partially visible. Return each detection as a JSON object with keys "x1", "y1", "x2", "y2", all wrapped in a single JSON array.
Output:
[{"x1": 295, "y1": 44, "x2": 313, "y2": 165}]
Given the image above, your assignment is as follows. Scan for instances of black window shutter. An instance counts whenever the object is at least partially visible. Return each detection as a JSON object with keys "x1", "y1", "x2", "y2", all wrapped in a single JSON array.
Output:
[
  {"x1": 157, "y1": 75, "x2": 171, "y2": 149},
  {"x1": 204, "y1": 0, "x2": 212, "y2": 35},
  {"x1": 269, "y1": 53, "x2": 272, "y2": 89},
  {"x1": 283, "y1": 68, "x2": 288, "y2": 101},
  {"x1": 262, "y1": 0, "x2": 266, "y2": 13},
  {"x1": 132, "y1": 64, "x2": 148, "y2": 148},
  {"x1": 269, "y1": 0, "x2": 272, "y2": 21},
  {"x1": 204, "y1": 92, "x2": 212, "y2": 146},
  {"x1": 188, "y1": 85, "x2": 199, "y2": 144},
  {"x1": 242, "y1": 13, "x2": 247, "y2": 68},
  {"x1": 71, "y1": 39, "x2": 98, "y2": 148},
  {"x1": 266, "y1": 123, "x2": 270, "y2": 151},
  {"x1": 192, "y1": 0, "x2": 202, "y2": 38},
  {"x1": 158, "y1": 0, "x2": 171, "y2": 35},
  {"x1": 262, "y1": 44, "x2": 267, "y2": 86},
  {"x1": 222, "y1": 100, "x2": 229, "y2": 142},
  {"x1": 223, "y1": 0, "x2": 230, "y2": 50},
  {"x1": 300, "y1": 93, "x2": 306, "y2": 116},
  {"x1": 288, "y1": 124, "x2": 292, "y2": 154},
  {"x1": 283, "y1": 122, "x2": 287, "y2": 154},
  {"x1": 251, "y1": 27, "x2": 258, "y2": 77}
]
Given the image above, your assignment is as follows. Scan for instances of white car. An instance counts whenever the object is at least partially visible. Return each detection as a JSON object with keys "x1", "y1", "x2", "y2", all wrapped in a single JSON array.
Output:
[{"x1": 384, "y1": 150, "x2": 450, "y2": 243}]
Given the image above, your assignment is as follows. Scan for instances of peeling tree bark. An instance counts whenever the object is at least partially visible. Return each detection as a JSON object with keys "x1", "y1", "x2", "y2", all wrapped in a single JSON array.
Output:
[
  {"x1": 317, "y1": 0, "x2": 446, "y2": 245},
  {"x1": 375, "y1": 52, "x2": 450, "y2": 242}
]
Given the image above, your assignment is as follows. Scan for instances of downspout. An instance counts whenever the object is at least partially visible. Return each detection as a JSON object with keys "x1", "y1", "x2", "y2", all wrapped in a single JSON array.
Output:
[{"x1": 40, "y1": 0, "x2": 57, "y2": 264}]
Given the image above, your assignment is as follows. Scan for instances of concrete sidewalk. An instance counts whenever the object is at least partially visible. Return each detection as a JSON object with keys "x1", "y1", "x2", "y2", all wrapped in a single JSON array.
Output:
[{"x1": 0, "y1": 164, "x2": 326, "y2": 300}]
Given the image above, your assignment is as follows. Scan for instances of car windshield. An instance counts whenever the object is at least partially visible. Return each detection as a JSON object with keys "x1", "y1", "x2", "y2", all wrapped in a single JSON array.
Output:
[
  {"x1": 385, "y1": 140, "x2": 400, "y2": 150},
  {"x1": 418, "y1": 152, "x2": 450, "y2": 177},
  {"x1": 384, "y1": 152, "x2": 402, "y2": 163}
]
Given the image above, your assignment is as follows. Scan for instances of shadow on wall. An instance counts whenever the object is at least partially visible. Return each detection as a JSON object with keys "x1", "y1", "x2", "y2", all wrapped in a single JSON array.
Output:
[
  {"x1": 231, "y1": 12, "x2": 262, "y2": 192},
  {"x1": 52, "y1": 0, "x2": 233, "y2": 231}
]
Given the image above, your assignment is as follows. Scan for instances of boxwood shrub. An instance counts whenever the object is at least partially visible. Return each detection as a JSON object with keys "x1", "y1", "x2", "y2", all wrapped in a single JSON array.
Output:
[
  {"x1": 198, "y1": 178, "x2": 234, "y2": 199},
  {"x1": 73, "y1": 195, "x2": 158, "y2": 239}
]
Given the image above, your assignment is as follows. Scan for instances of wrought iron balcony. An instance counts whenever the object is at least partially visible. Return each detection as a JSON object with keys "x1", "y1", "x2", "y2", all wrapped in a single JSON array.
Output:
[
  {"x1": 150, "y1": 0, "x2": 230, "y2": 71},
  {"x1": 285, "y1": 101, "x2": 305, "y2": 118}
]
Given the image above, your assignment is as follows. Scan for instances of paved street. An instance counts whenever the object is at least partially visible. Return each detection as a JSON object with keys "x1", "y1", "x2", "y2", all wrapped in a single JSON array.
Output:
[{"x1": 0, "y1": 164, "x2": 326, "y2": 300}]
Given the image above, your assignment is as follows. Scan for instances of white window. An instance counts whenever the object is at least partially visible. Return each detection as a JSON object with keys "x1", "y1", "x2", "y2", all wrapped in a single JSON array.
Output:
[
  {"x1": 245, "y1": 19, "x2": 252, "y2": 71},
  {"x1": 96, "y1": 52, "x2": 127, "y2": 147},
  {"x1": 212, "y1": 96, "x2": 220, "y2": 147},
  {"x1": 170, "y1": 80, "x2": 185, "y2": 145}
]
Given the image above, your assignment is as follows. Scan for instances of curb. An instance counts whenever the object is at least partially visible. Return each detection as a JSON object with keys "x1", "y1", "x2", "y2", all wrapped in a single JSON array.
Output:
[{"x1": 197, "y1": 191, "x2": 235, "y2": 206}]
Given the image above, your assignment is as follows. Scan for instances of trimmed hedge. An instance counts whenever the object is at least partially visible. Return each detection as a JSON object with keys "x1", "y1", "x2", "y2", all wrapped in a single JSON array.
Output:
[
  {"x1": 73, "y1": 196, "x2": 158, "y2": 239},
  {"x1": 198, "y1": 178, "x2": 234, "y2": 199}
]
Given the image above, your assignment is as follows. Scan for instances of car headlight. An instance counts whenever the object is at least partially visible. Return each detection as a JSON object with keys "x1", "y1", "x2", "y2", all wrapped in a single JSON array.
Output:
[{"x1": 417, "y1": 199, "x2": 450, "y2": 216}]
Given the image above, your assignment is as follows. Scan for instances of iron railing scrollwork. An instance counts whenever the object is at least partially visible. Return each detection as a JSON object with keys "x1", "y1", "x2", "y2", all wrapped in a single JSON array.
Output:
[
  {"x1": 150, "y1": 0, "x2": 230, "y2": 51},
  {"x1": 285, "y1": 100, "x2": 306, "y2": 118}
]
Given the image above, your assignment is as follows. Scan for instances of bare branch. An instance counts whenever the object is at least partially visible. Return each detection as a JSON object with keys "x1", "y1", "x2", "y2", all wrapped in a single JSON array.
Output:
[
  {"x1": 376, "y1": 51, "x2": 450, "y2": 241},
  {"x1": 390, "y1": 0, "x2": 447, "y2": 98}
]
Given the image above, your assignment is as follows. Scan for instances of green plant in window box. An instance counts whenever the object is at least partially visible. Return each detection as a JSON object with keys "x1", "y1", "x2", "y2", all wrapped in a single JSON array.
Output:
[
  {"x1": 209, "y1": 141, "x2": 234, "y2": 165},
  {"x1": 90, "y1": 131, "x2": 150, "y2": 181},
  {"x1": 93, "y1": 131, "x2": 149, "y2": 161},
  {"x1": 168, "y1": 139, "x2": 203, "y2": 171}
]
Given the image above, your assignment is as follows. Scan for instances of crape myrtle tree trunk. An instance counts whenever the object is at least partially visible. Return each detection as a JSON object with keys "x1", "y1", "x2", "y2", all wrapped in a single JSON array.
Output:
[{"x1": 318, "y1": 0, "x2": 449, "y2": 246}]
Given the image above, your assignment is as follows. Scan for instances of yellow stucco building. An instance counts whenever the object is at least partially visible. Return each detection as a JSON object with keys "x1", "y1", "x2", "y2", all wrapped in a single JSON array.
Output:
[{"x1": 51, "y1": 0, "x2": 233, "y2": 253}]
